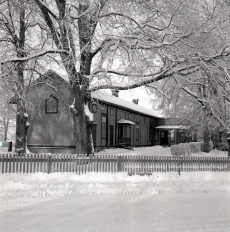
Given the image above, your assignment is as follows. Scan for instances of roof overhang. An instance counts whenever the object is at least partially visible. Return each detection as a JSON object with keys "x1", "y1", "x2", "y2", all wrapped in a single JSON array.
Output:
[
  {"x1": 118, "y1": 119, "x2": 135, "y2": 125},
  {"x1": 155, "y1": 125, "x2": 189, "y2": 130}
]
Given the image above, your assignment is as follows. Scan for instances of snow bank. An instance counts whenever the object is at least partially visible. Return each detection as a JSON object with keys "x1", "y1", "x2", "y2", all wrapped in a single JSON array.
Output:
[
  {"x1": 1, "y1": 172, "x2": 230, "y2": 196},
  {"x1": 1, "y1": 172, "x2": 230, "y2": 212}
]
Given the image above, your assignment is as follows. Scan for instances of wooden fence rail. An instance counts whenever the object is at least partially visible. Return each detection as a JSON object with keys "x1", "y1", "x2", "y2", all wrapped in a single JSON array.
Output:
[{"x1": 0, "y1": 153, "x2": 230, "y2": 175}]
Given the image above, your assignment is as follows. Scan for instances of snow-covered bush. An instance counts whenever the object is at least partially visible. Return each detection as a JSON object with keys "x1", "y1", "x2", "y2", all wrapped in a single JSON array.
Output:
[
  {"x1": 200, "y1": 141, "x2": 214, "y2": 152},
  {"x1": 190, "y1": 142, "x2": 202, "y2": 153},
  {"x1": 183, "y1": 143, "x2": 192, "y2": 156},
  {"x1": 216, "y1": 142, "x2": 228, "y2": 151},
  {"x1": 170, "y1": 145, "x2": 185, "y2": 156},
  {"x1": 170, "y1": 142, "x2": 204, "y2": 156},
  {"x1": 170, "y1": 144, "x2": 189, "y2": 156}
]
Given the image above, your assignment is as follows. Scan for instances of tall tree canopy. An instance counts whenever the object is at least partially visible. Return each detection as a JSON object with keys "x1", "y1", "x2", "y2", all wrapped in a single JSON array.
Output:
[
  {"x1": 1, "y1": 0, "x2": 230, "y2": 153},
  {"x1": 150, "y1": 0, "x2": 230, "y2": 141}
]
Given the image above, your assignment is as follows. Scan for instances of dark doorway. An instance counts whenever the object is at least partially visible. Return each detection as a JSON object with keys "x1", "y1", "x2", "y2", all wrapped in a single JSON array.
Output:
[
  {"x1": 92, "y1": 124, "x2": 97, "y2": 148},
  {"x1": 160, "y1": 130, "x2": 168, "y2": 145},
  {"x1": 118, "y1": 125, "x2": 131, "y2": 146},
  {"x1": 149, "y1": 126, "x2": 154, "y2": 145},
  {"x1": 110, "y1": 125, "x2": 114, "y2": 146}
]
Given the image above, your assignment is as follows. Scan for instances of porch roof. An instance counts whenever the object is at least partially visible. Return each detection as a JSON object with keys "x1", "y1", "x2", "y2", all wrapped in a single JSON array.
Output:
[{"x1": 117, "y1": 119, "x2": 135, "y2": 125}]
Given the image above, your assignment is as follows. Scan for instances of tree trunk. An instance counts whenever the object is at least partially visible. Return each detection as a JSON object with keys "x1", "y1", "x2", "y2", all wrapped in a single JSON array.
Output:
[
  {"x1": 203, "y1": 127, "x2": 210, "y2": 153},
  {"x1": 15, "y1": 104, "x2": 28, "y2": 154},
  {"x1": 70, "y1": 82, "x2": 93, "y2": 155},
  {"x1": 35, "y1": 0, "x2": 98, "y2": 154},
  {"x1": 14, "y1": 0, "x2": 27, "y2": 154}
]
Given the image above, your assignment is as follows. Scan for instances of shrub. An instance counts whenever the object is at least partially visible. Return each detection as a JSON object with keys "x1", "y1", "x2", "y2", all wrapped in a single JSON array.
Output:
[
  {"x1": 170, "y1": 142, "x2": 204, "y2": 156},
  {"x1": 170, "y1": 145, "x2": 185, "y2": 156},
  {"x1": 190, "y1": 142, "x2": 202, "y2": 153},
  {"x1": 216, "y1": 142, "x2": 229, "y2": 151},
  {"x1": 201, "y1": 141, "x2": 215, "y2": 152}
]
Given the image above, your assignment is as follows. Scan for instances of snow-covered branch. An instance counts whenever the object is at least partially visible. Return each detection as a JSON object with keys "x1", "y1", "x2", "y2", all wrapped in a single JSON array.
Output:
[
  {"x1": 0, "y1": 49, "x2": 69, "y2": 64},
  {"x1": 34, "y1": 0, "x2": 58, "y2": 20},
  {"x1": 90, "y1": 64, "x2": 200, "y2": 91}
]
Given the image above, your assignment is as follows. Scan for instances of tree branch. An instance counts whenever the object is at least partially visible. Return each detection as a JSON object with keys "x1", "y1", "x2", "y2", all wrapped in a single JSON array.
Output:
[
  {"x1": 90, "y1": 64, "x2": 200, "y2": 91},
  {"x1": 34, "y1": 0, "x2": 59, "y2": 20},
  {"x1": 0, "y1": 49, "x2": 69, "y2": 64}
]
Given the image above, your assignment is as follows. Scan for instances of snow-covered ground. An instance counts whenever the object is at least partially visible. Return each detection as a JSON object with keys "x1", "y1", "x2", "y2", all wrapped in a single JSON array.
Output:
[
  {"x1": 97, "y1": 145, "x2": 228, "y2": 157},
  {"x1": 0, "y1": 146, "x2": 230, "y2": 232},
  {"x1": 1, "y1": 144, "x2": 228, "y2": 157}
]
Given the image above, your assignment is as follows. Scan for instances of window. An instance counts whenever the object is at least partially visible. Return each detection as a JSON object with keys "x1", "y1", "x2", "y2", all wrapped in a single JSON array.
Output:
[
  {"x1": 92, "y1": 104, "x2": 97, "y2": 113},
  {"x1": 144, "y1": 117, "x2": 146, "y2": 123},
  {"x1": 110, "y1": 107, "x2": 114, "y2": 116},
  {"x1": 136, "y1": 122, "x2": 140, "y2": 140},
  {"x1": 128, "y1": 113, "x2": 131, "y2": 120},
  {"x1": 45, "y1": 96, "x2": 58, "y2": 114},
  {"x1": 169, "y1": 130, "x2": 175, "y2": 142},
  {"x1": 101, "y1": 115, "x2": 107, "y2": 139}
]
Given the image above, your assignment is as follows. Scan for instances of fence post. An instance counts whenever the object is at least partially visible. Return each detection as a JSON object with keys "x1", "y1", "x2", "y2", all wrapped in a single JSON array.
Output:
[
  {"x1": 178, "y1": 155, "x2": 183, "y2": 175},
  {"x1": 8, "y1": 141, "x2": 12, "y2": 152},
  {"x1": 47, "y1": 154, "x2": 52, "y2": 174}
]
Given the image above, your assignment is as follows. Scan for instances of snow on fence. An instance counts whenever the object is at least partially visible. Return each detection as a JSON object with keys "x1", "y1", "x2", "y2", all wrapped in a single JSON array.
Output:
[{"x1": 0, "y1": 153, "x2": 230, "y2": 175}]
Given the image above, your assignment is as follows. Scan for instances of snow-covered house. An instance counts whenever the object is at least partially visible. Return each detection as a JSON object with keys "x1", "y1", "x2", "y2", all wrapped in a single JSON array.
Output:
[{"x1": 26, "y1": 70, "x2": 191, "y2": 153}]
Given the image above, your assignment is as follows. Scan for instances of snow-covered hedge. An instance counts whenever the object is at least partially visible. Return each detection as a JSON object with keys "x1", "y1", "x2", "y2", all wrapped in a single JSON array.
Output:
[
  {"x1": 190, "y1": 142, "x2": 202, "y2": 153},
  {"x1": 170, "y1": 143, "x2": 191, "y2": 156},
  {"x1": 170, "y1": 142, "x2": 206, "y2": 156}
]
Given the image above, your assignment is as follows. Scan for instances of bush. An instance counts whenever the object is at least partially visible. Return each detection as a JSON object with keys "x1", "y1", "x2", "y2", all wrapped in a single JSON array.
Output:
[
  {"x1": 190, "y1": 142, "x2": 202, "y2": 153},
  {"x1": 216, "y1": 142, "x2": 229, "y2": 151},
  {"x1": 201, "y1": 141, "x2": 214, "y2": 152},
  {"x1": 170, "y1": 142, "x2": 204, "y2": 156},
  {"x1": 170, "y1": 143, "x2": 191, "y2": 156},
  {"x1": 170, "y1": 145, "x2": 186, "y2": 156}
]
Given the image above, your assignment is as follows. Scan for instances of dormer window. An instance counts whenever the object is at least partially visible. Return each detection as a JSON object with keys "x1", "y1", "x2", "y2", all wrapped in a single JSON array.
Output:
[{"x1": 45, "y1": 95, "x2": 58, "y2": 114}]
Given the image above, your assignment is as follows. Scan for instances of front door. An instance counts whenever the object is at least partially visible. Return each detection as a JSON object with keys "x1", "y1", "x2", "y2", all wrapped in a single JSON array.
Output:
[
  {"x1": 110, "y1": 125, "x2": 114, "y2": 146},
  {"x1": 160, "y1": 130, "x2": 168, "y2": 145}
]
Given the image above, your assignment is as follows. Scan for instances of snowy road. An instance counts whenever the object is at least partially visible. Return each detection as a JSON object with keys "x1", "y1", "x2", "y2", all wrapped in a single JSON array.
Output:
[
  {"x1": 1, "y1": 192, "x2": 230, "y2": 232},
  {"x1": 1, "y1": 145, "x2": 230, "y2": 232}
]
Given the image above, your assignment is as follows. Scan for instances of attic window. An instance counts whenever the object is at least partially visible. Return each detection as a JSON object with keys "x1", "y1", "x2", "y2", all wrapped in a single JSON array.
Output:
[
  {"x1": 45, "y1": 95, "x2": 58, "y2": 114},
  {"x1": 92, "y1": 104, "x2": 97, "y2": 113}
]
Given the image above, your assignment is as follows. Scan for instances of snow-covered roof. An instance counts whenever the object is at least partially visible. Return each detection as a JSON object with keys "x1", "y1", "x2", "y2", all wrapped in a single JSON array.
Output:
[
  {"x1": 155, "y1": 125, "x2": 189, "y2": 129},
  {"x1": 92, "y1": 90, "x2": 164, "y2": 119},
  {"x1": 117, "y1": 119, "x2": 135, "y2": 125}
]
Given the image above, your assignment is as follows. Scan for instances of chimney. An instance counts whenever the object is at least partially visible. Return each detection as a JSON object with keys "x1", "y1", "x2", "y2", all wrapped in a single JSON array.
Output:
[
  {"x1": 132, "y1": 99, "x2": 139, "y2": 105},
  {"x1": 111, "y1": 89, "x2": 119, "y2": 97}
]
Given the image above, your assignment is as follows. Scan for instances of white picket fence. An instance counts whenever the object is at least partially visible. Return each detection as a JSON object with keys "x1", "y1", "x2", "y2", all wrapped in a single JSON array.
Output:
[{"x1": 0, "y1": 153, "x2": 230, "y2": 175}]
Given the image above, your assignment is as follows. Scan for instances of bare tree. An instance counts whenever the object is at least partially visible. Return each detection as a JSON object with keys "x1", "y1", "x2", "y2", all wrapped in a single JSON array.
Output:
[
  {"x1": 0, "y1": 85, "x2": 15, "y2": 144},
  {"x1": 33, "y1": 0, "x2": 221, "y2": 154},
  {"x1": 0, "y1": 0, "x2": 28, "y2": 153}
]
